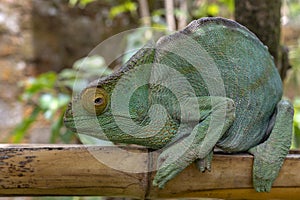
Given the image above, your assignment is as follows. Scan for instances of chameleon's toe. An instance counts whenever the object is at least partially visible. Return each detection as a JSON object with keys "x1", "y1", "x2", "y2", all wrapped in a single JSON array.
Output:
[
  {"x1": 153, "y1": 149, "x2": 191, "y2": 189},
  {"x1": 153, "y1": 163, "x2": 183, "y2": 188},
  {"x1": 250, "y1": 147, "x2": 283, "y2": 192},
  {"x1": 195, "y1": 151, "x2": 213, "y2": 172},
  {"x1": 196, "y1": 158, "x2": 211, "y2": 172},
  {"x1": 253, "y1": 177, "x2": 272, "y2": 192}
]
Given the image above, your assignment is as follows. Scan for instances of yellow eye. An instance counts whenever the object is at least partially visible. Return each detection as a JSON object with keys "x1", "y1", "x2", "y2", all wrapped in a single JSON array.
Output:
[{"x1": 81, "y1": 87, "x2": 109, "y2": 115}]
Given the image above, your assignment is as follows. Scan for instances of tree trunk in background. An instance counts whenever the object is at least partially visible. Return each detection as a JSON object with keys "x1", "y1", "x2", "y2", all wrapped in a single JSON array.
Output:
[
  {"x1": 138, "y1": 0, "x2": 151, "y2": 26},
  {"x1": 235, "y1": 0, "x2": 290, "y2": 80},
  {"x1": 165, "y1": 0, "x2": 176, "y2": 31},
  {"x1": 178, "y1": 0, "x2": 188, "y2": 30}
]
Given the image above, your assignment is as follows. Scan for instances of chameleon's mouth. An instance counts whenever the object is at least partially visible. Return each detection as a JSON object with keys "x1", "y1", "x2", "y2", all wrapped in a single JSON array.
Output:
[
  {"x1": 63, "y1": 118, "x2": 77, "y2": 132},
  {"x1": 63, "y1": 115, "x2": 79, "y2": 134},
  {"x1": 64, "y1": 116, "x2": 110, "y2": 141},
  {"x1": 63, "y1": 100, "x2": 144, "y2": 139}
]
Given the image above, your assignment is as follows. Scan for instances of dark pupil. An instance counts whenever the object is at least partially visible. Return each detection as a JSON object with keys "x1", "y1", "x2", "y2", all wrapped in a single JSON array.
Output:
[{"x1": 94, "y1": 97, "x2": 103, "y2": 105}]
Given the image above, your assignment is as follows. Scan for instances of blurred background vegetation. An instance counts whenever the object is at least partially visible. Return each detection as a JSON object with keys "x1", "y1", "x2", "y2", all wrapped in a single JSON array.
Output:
[{"x1": 1, "y1": 0, "x2": 300, "y2": 149}]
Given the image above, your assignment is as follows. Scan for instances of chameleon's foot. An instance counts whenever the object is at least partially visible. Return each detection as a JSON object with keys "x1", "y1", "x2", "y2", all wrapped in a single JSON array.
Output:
[
  {"x1": 153, "y1": 97, "x2": 235, "y2": 189},
  {"x1": 254, "y1": 180, "x2": 273, "y2": 192},
  {"x1": 153, "y1": 162, "x2": 183, "y2": 189},
  {"x1": 253, "y1": 178, "x2": 273, "y2": 192},
  {"x1": 153, "y1": 147, "x2": 196, "y2": 188},
  {"x1": 195, "y1": 150, "x2": 213, "y2": 172},
  {"x1": 251, "y1": 154, "x2": 279, "y2": 192},
  {"x1": 248, "y1": 100, "x2": 293, "y2": 192},
  {"x1": 254, "y1": 180, "x2": 272, "y2": 193}
]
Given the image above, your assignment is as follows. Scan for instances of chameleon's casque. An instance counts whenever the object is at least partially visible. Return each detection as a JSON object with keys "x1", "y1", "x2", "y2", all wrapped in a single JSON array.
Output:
[{"x1": 64, "y1": 17, "x2": 294, "y2": 192}]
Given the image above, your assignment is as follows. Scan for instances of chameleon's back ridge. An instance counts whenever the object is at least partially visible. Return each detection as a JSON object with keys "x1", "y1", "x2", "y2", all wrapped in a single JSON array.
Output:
[{"x1": 64, "y1": 17, "x2": 294, "y2": 192}]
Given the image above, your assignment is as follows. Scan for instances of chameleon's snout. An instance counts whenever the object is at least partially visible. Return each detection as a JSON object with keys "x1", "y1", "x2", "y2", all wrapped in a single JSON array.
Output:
[
  {"x1": 64, "y1": 102, "x2": 73, "y2": 119},
  {"x1": 63, "y1": 102, "x2": 77, "y2": 132}
]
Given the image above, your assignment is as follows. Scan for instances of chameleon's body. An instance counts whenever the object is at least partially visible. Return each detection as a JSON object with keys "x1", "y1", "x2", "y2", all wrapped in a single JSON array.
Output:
[{"x1": 64, "y1": 17, "x2": 294, "y2": 192}]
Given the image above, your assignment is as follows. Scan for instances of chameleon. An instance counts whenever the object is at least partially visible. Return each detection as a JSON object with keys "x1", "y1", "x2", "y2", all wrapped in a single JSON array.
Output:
[{"x1": 64, "y1": 17, "x2": 294, "y2": 192}]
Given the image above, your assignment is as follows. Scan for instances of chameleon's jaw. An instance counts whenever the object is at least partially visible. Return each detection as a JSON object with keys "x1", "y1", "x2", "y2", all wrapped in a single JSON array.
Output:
[
  {"x1": 63, "y1": 102, "x2": 97, "y2": 134},
  {"x1": 64, "y1": 112, "x2": 110, "y2": 140},
  {"x1": 63, "y1": 101, "x2": 119, "y2": 141}
]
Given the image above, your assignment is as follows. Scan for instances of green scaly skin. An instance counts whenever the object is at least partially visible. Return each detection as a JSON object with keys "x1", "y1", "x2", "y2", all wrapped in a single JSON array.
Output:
[{"x1": 64, "y1": 17, "x2": 294, "y2": 192}]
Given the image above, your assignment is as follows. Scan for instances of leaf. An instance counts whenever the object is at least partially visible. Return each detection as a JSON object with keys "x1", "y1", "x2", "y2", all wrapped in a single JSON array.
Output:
[
  {"x1": 9, "y1": 107, "x2": 41, "y2": 143},
  {"x1": 220, "y1": 0, "x2": 235, "y2": 13},
  {"x1": 50, "y1": 113, "x2": 64, "y2": 143},
  {"x1": 78, "y1": 0, "x2": 96, "y2": 7},
  {"x1": 23, "y1": 72, "x2": 57, "y2": 100},
  {"x1": 292, "y1": 97, "x2": 300, "y2": 149},
  {"x1": 207, "y1": 4, "x2": 220, "y2": 16},
  {"x1": 73, "y1": 55, "x2": 113, "y2": 77},
  {"x1": 109, "y1": 1, "x2": 137, "y2": 19},
  {"x1": 69, "y1": 0, "x2": 79, "y2": 7},
  {"x1": 59, "y1": 69, "x2": 77, "y2": 80},
  {"x1": 39, "y1": 93, "x2": 71, "y2": 120},
  {"x1": 69, "y1": 0, "x2": 96, "y2": 8}
]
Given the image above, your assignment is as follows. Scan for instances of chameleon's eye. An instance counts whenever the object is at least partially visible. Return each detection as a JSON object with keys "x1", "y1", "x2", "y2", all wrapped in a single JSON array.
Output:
[{"x1": 81, "y1": 87, "x2": 109, "y2": 115}]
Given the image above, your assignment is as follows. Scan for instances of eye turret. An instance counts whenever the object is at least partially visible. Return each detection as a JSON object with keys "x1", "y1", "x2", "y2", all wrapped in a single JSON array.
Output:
[{"x1": 81, "y1": 87, "x2": 109, "y2": 115}]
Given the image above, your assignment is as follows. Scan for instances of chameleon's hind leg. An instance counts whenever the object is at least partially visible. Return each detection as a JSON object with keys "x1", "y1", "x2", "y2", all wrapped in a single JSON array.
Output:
[
  {"x1": 153, "y1": 97, "x2": 235, "y2": 188},
  {"x1": 248, "y1": 100, "x2": 294, "y2": 192}
]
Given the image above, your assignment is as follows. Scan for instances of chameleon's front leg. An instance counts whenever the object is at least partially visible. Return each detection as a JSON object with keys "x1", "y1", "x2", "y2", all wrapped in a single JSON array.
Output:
[
  {"x1": 248, "y1": 100, "x2": 294, "y2": 192},
  {"x1": 153, "y1": 97, "x2": 235, "y2": 188}
]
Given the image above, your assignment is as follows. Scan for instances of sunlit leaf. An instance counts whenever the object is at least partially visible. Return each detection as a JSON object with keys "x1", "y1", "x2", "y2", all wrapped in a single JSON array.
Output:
[
  {"x1": 9, "y1": 107, "x2": 41, "y2": 143},
  {"x1": 109, "y1": 1, "x2": 137, "y2": 19},
  {"x1": 69, "y1": 0, "x2": 78, "y2": 7},
  {"x1": 220, "y1": 0, "x2": 235, "y2": 13},
  {"x1": 292, "y1": 97, "x2": 300, "y2": 149},
  {"x1": 207, "y1": 4, "x2": 220, "y2": 16},
  {"x1": 79, "y1": 0, "x2": 96, "y2": 7},
  {"x1": 69, "y1": 0, "x2": 96, "y2": 8}
]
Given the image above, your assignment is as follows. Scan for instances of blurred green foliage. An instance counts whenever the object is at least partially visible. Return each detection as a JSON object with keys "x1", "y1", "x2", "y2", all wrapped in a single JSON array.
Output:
[
  {"x1": 109, "y1": 1, "x2": 137, "y2": 19},
  {"x1": 69, "y1": 0, "x2": 96, "y2": 8},
  {"x1": 10, "y1": 72, "x2": 72, "y2": 143},
  {"x1": 69, "y1": 0, "x2": 138, "y2": 19},
  {"x1": 191, "y1": 0, "x2": 234, "y2": 18},
  {"x1": 292, "y1": 98, "x2": 300, "y2": 148},
  {"x1": 289, "y1": 39, "x2": 300, "y2": 149},
  {"x1": 9, "y1": 56, "x2": 112, "y2": 143},
  {"x1": 68, "y1": 0, "x2": 234, "y2": 26},
  {"x1": 286, "y1": 0, "x2": 300, "y2": 20}
]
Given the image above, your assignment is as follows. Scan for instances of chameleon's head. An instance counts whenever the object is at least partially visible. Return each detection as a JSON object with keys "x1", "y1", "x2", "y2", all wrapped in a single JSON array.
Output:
[
  {"x1": 63, "y1": 66, "x2": 151, "y2": 143},
  {"x1": 64, "y1": 44, "x2": 156, "y2": 142},
  {"x1": 63, "y1": 74, "x2": 122, "y2": 141}
]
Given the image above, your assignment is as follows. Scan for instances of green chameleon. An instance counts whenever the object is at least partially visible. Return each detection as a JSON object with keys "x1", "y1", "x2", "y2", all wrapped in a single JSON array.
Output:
[{"x1": 64, "y1": 17, "x2": 294, "y2": 192}]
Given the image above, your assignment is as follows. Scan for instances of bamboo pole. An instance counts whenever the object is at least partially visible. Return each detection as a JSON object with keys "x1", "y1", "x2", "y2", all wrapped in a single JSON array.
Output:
[{"x1": 0, "y1": 144, "x2": 300, "y2": 199}]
